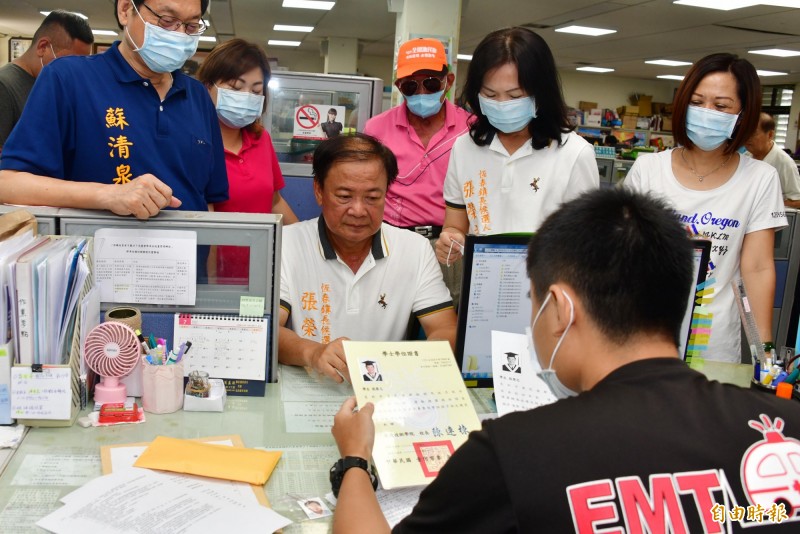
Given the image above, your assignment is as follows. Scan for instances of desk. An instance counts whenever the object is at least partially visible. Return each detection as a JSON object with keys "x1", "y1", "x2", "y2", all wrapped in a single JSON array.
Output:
[
  {"x1": 0, "y1": 385, "x2": 495, "y2": 532},
  {"x1": 0, "y1": 385, "x2": 337, "y2": 532},
  {"x1": 0, "y1": 363, "x2": 750, "y2": 532}
]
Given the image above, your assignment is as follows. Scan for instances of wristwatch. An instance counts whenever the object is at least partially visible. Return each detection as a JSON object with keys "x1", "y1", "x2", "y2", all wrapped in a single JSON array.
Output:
[{"x1": 330, "y1": 456, "x2": 378, "y2": 498}]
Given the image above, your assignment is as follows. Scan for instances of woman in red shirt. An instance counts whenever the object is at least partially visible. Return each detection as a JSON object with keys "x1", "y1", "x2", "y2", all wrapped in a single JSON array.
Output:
[{"x1": 198, "y1": 39, "x2": 297, "y2": 284}]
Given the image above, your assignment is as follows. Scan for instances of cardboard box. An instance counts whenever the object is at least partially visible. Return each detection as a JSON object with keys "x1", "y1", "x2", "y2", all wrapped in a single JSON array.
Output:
[
  {"x1": 662, "y1": 117, "x2": 672, "y2": 131},
  {"x1": 579, "y1": 101, "x2": 598, "y2": 112},
  {"x1": 621, "y1": 115, "x2": 638, "y2": 130},
  {"x1": 634, "y1": 95, "x2": 652, "y2": 116},
  {"x1": 651, "y1": 102, "x2": 668, "y2": 116},
  {"x1": 617, "y1": 105, "x2": 639, "y2": 117}
]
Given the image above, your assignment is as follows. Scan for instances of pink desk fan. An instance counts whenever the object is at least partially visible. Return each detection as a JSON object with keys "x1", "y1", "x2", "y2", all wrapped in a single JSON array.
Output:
[{"x1": 83, "y1": 322, "x2": 141, "y2": 404}]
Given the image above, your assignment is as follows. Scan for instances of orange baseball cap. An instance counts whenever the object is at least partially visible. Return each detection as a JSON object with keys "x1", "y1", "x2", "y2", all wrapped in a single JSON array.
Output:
[{"x1": 396, "y1": 38, "x2": 448, "y2": 79}]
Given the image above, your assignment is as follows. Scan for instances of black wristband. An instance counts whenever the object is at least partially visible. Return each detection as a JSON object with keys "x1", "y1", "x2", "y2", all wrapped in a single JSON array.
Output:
[{"x1": 330, "y1": 456, "x2": 378, "y2": 498}]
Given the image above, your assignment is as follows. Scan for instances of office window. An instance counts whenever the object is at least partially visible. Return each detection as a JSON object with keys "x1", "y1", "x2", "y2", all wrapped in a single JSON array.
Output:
[{"x1": 762, "y1": 85, "x2": 793, "y2": 147}]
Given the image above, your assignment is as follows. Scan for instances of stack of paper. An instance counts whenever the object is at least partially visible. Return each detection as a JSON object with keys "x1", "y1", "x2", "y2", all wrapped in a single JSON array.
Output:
[
  {"x1": 278, "y1": 364, "x2": 353, "y2": 433},
  {"x1": 36, "y1": 468, "x2": 292, "y2": 534},
  {"x1": 1, "y1": 235, "x2": 88, "y2": 365}
]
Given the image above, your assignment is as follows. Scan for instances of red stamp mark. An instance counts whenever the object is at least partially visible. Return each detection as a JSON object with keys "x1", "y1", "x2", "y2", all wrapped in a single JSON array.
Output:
[{"x1": 413, "y1": 440, "x2": 455, "y2": 477}]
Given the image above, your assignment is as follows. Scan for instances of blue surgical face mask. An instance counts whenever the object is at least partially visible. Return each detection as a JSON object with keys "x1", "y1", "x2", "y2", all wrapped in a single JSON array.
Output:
[
  {"x1": 531, "y1": 290, "x2": 578, "y2": 399},
  {"x1": 215, "y1": 86, "x2": 265, "y2": 129},
  {"x1": 685, "y1": 105, "x2": 739, "y2": 152},
  {"x1": 126, "y1": 4, "x2": 199, "y2": 73},
  {"x1": 405, "y1": 90, "x2": 445, "y2": 119},
  {"x1": 478, "y1": 94, "x2": 537, "y2": 134}
]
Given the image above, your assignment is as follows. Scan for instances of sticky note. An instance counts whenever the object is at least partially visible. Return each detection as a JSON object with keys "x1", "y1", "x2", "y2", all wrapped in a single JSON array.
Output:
[{"x1": 240, "y1": 296, "x2": 265, "y2": 317}]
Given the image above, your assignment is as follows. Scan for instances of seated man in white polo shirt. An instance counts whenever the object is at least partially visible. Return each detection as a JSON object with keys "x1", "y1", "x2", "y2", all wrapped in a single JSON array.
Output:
[{"x1": 279, "y1": 133, "x2": 457, "y2": 383}]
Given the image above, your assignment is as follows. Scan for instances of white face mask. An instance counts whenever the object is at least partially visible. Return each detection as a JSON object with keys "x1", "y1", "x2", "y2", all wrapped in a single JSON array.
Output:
[
  {"x1": 531, "y1": 290, "x2": 578, "y2": 399},
  {"x1": 40, "y1": 43, "x2": 57, "y2": 69}
]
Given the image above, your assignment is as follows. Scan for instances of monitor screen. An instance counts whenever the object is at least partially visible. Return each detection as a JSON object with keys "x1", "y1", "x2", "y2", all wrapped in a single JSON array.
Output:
[
  {"x1": 455, "y1": 236, "x2": 711, "y2": 384},
  {"x1": 455, "y1": 235, "x2": 532, "y2": 387},
  {"x1": 680, "y1": 239, "x2": 711, "y2": 360}
]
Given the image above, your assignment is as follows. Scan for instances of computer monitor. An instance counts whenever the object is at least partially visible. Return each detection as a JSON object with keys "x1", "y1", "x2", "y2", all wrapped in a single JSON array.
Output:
[
  {"x1": 680, "y1": 239, "x2": 711, "y2": 361},
  {"x1": 455, "y1": 235, "x2": 532, "y2": 388},
  {"x1": 454, "y1": 235, "x2": 711, "y2": 386}
]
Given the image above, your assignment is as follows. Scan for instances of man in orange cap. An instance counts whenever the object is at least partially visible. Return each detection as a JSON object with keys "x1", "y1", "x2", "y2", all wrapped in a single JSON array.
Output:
[{"x1": 364, "y1": 38, "x2": 471, "y2": 305}]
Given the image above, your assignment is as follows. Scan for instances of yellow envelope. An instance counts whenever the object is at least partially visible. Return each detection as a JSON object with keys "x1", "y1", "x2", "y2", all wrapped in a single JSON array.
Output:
[{"x1": 133, "y1": 435, "x2": 281, "y2": 485}]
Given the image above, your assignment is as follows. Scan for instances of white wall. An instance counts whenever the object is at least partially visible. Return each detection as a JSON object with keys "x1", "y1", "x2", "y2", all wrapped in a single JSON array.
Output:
[
  {"x1": 0, "y1": 36, "x2": 9, "y2": 65},
  {"x1": 268, "y1": 48, "x2": 324, "y2": 74},
  {"x1": 357, "y1": 55, "x2": 393, "y2": 87},
  {"x1": 559, "y1": 71, "x2": 680, "y2": 111}
]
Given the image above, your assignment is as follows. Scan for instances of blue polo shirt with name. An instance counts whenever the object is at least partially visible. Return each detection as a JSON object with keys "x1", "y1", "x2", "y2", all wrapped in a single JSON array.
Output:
[{"x1": 0, "y1": 42, "x2": 228, "y2": 211}]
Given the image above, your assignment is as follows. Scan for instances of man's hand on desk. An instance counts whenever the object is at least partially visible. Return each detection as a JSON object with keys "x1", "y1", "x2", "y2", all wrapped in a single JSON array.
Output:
[
  {"x1": 309, "y1": 337, "x2": 351, "y2": 383},
  {"x1": 333, "y1": 397, "x2": 375, "y2": 459},
  {"x1": 100, "y1": 173, "x2": 182, "y2": 220}
]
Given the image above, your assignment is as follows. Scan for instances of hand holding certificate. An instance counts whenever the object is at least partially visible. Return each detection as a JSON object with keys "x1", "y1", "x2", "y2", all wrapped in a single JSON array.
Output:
[{"x1": 340, "y1": 340, "x2": 481, "y2": 489}]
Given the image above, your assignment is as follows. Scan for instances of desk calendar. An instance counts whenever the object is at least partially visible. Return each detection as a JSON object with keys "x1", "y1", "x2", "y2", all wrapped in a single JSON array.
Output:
[{"x1": 173, "y1": 314, "x2": 269, "y2": 395}]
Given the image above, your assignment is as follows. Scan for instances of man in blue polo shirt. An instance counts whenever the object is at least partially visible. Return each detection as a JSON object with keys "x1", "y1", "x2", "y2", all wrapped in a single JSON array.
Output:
[{"x1": 0, "y1": 0, "x2": 227, "y2": 219}]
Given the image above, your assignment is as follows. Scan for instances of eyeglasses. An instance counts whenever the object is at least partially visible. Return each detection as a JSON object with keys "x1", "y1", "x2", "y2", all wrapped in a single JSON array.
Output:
[
  {"x1": 140, "y1": 3, "x2": 207, "y2": 35},
  {"x1": 396, "y1": 76, "x2": 446, "y2": 97}
]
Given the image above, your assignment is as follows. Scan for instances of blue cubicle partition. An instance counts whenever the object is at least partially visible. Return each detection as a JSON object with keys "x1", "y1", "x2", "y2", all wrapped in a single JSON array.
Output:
[{"x1": 282, "y1": 175, "x2": 321, "y2": 222}]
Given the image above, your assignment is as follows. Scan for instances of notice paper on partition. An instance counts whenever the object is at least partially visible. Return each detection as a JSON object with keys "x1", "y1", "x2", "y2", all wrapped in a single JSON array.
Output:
[{"x1": 93, "y1": 229, "x2": 197, "y2": 306}]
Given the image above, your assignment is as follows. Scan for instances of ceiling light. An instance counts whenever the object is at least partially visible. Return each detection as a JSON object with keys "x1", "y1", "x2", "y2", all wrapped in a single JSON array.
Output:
[
  {"x1": 204, "y1": 19, "x2": 211, "y2": 27},
  {"x1": 274, "y1": 24, "x2": 315, "y2": 32},
  {"x1": 757, "y1": 69, "x2": 788, "y2": 76},
  {"x1": 749, "y1": 48, "x2": 800, "y2": 57},
  {"x1": 91, "y1": 30, "x2": 119, "y2": 36},
  {"x1": 555, "y1": 25, "x2": 616, "y2": 37},
  {"x1": 658, "y1": 75, "x2": 686, "y2": 80},
  {"x1": 268, "y1": 40, "x2": 302, "y2": 47},
  {"x1": 645, "y1": 59, "x2": 692, "y2": 67},
  {"x1": 198, "y1": 36, "x2": 217, "y2": 43},
  {"x1": 457, "y1": 54, "x2": 473, "y2": 61},
  {"x1": 576, "y1": 66, "x2": 615, "y2": 73},
  {"x1": 282, "y1": 0, "x2": 335, "y2": 10},
  {"x1": 40, "y1": 10, "x2": 88, "y2": 19},
  {"x1": 672, "y1": 0, "x2": 758, "y2": 10}
]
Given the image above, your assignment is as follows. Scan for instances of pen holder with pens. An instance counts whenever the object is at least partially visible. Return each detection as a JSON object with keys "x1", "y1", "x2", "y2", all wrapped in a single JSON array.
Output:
[{"x1": 141, "y1": 357, "x2": 184, "y2": 414}]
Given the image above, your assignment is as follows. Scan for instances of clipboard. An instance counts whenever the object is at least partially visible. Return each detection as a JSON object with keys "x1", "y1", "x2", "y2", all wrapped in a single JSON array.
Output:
[{"x1": 99, "y1": 434, "x2": 271, "y2": 507}]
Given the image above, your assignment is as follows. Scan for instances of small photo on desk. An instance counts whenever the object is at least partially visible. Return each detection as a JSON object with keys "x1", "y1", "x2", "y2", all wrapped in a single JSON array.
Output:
[{"x1": 299, "y1": 497, "x2": 332, "y2": 519}]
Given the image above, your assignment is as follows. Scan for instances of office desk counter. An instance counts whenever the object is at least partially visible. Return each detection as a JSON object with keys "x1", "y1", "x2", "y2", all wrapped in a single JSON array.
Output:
[
  {"x1": 0, "y1": 365, "x2": 750, "y2": 532},
  {"x1": 0, "y1": 385, "x2": 496, "y2": 532},
  {"x1": 0, "y1": 385, "x2": 339, "y2": 532}
]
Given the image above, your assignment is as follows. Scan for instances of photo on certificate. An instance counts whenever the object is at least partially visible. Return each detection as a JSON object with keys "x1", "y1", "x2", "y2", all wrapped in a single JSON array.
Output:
[{"x1": 361, "y1": 359, "x2": 383, "y2": 382}]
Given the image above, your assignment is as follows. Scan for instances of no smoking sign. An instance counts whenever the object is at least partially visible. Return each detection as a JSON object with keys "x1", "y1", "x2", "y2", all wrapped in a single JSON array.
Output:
[{"x1": 295, "y1": 105, "x2": 321, "y2": 129}]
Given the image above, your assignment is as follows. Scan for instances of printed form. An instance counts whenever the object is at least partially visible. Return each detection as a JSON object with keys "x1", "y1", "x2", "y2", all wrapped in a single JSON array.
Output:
[{"x1": 93, "y1": 229, "x2": 197, "y2": 305}]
